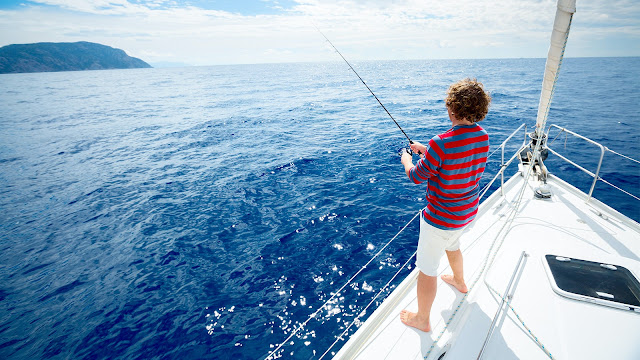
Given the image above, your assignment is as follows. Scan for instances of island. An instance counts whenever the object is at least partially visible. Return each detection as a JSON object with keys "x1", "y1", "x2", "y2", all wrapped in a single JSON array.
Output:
[{"x1": 0, "y1": 41, "x2": 152, "y2": 74}]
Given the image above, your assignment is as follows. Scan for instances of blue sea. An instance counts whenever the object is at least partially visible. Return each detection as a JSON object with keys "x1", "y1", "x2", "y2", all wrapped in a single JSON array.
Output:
[{"x1": 1, "y1": 57, "x2": 639, "y2": 360}]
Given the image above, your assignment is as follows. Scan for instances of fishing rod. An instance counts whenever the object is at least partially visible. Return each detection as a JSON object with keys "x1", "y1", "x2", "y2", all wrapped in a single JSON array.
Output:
[{"x1": 314, "y1": 25, "x2": 420, "y2": 154}]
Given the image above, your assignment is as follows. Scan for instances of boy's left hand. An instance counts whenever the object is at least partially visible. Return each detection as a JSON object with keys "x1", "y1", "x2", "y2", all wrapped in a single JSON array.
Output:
[{"x1": 401, "y1": 149, "x2": 412, "y2": 165}]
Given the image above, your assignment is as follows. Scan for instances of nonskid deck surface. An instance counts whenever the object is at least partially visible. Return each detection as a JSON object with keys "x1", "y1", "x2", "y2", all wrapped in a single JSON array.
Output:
[{"x1": 335, "y1": 171, "x2": 640, "y2": 360}]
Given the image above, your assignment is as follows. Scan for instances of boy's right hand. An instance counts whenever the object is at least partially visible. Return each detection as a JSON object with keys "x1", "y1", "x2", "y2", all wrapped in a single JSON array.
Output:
[{"x1": 410, "y1": 141, "x2": 427, "y2": 156}]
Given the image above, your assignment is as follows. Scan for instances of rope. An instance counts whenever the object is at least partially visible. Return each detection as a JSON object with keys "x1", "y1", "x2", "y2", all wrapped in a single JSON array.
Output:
[
  {"x1": 478, "y1": 182, "x2": 493, "y2": 201},
  {"x1": 485, "y1": 124, "x2": 527, "y2": 164},
  {"x1": 545, "y1": 127, "x2": 640, "y2": 202},
  {"x1": 264, "y1": 211, "x2": 421, "y2": 360},
  {"x1": 598, "y1": 178, "x2": 640, "y2": 202},
  {"x1": 278, "y1": 136, "x2": 543, "y2": 359},
  {"x1": 485, "y1": 283, "x2": 556, "y2": 359},
  {"x1": 606, "y1": 148, "x2": 640, "y2": 165},
  {"x1": 485, "y1": 144, "x2": 503, "y2": 163},
  {"x1": 547, "y1": 127, "x2": 566, "y2": 147},
  {"x1": 478, "y1": 144, "x2": 528, "y2": 201},
  {"x1": 478, "y1": 124, "x2": 529, "y2": 202}
]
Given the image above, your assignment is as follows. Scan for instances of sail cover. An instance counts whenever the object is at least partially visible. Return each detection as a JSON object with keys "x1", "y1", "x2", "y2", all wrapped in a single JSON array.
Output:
[{"x1": 535, "y1": 0, "x2": 576, "y2": 138}]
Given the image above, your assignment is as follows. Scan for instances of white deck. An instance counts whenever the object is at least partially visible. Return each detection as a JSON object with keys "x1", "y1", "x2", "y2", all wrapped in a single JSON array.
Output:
[{"x1": 334, "y1": 170, "x2": 640, "y2": 360}]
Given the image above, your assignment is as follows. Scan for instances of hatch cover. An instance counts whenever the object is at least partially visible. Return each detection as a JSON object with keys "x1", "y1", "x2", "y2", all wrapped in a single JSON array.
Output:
[{"x1": 544, "y1": 255, "x2": 640, "y2": 312}]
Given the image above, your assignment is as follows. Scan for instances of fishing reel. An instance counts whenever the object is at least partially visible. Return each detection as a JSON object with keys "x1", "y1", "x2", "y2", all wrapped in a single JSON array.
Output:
[{"x1": 399, "y1": 147, "x2": 414, "y2": 156}]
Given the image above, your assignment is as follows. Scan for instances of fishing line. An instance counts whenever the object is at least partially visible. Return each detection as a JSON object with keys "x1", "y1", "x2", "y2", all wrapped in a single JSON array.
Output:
[{"x1": 313, "y1": 24, "x2": 420, "y2": 153}]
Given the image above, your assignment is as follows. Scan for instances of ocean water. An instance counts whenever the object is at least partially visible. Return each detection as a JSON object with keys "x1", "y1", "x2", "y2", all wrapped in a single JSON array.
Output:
[{"x1": 0, "y1": 57, "x2": 639, "y2": 359}]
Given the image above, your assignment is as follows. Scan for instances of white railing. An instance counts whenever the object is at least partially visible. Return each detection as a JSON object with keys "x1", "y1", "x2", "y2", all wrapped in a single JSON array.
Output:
[
  {"x1": 545, "y1": 124, "x2": 640, "y2": 203},
  {"x1": 479, "y1": 124, "x2": 529, "y2": 200}
]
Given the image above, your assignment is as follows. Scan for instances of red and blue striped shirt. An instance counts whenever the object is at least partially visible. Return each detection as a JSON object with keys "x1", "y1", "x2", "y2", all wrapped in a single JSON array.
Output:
[{"x1": 409, "y1": 124, "x2": 489, "y2": 230}]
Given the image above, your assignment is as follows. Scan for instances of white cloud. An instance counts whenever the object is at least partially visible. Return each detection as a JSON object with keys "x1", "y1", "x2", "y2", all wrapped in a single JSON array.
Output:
[
  {"x1": 0, "y1": 0, "x2": 638, "y2": 65},
  {"x1": 28, "y1": 0, "x2": 148, "y2": 15},
  {"x1": 439, "y1": 40, "x2": 454, "y2": 49}
]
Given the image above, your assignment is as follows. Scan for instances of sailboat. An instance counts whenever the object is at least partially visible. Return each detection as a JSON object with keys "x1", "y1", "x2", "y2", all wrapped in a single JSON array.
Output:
[{"x1": 267, "y1": 0, "x2": 640, "y2": 358}]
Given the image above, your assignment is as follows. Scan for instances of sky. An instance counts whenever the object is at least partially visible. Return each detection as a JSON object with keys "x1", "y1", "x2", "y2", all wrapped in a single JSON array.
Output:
[{"x1": 0, "y1": 0, "x2": 638, "y2": 66}]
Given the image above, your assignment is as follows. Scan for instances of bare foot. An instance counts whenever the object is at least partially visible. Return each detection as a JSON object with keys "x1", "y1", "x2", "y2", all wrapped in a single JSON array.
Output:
[
  {"x1": 399, "y1": 310, "x2": 431, "y2": 332},
  {"x1": 441, "y1": 274, "x2": 468, "y2": 293}
]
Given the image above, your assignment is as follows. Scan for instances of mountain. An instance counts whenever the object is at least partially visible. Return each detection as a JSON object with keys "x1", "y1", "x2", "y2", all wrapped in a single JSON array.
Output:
[{"x1": 0, "y1": 41, "x2": 152, "y2": 74}]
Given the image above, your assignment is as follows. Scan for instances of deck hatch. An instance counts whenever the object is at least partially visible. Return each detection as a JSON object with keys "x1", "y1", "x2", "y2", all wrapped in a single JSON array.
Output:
[{"x1": 544, "y1": 255, "x2": 640, "y2": 310}]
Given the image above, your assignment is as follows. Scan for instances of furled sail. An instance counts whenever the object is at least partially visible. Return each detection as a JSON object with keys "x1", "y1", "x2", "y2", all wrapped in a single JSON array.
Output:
[{"x1": 535, "y1": 0, "x2": 576, "y2": 138}]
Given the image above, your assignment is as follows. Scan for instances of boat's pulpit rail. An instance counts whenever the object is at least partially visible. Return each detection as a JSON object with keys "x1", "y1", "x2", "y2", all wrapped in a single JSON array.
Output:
[{"x1": 545, "y1": 124, "x2": 640, "y2": 204}]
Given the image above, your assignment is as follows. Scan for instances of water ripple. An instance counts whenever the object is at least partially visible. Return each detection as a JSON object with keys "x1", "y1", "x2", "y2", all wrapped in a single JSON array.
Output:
[{"x1": 0, "y1": 58, "x2": 638, "y2": 359}]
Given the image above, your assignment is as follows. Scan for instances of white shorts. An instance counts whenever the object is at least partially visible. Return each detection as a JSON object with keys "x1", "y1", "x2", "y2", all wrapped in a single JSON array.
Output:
[{"x1": 416, "y1": 215, "x2": 467, "y2": 276}]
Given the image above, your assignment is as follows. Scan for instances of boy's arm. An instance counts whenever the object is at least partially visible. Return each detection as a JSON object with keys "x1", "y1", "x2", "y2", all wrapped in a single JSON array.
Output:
[{"x1": 401, "y1": 137, "x2": 442, "y2": 183}]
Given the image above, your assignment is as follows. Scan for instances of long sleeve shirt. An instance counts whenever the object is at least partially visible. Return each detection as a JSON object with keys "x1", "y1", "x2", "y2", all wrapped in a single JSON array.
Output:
[{"x1": 409, "y1": 124, "x2": 489, "y2": 230}]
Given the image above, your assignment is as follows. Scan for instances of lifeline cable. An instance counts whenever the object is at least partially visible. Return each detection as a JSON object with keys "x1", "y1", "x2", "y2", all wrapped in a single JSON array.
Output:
[
  {"x1": 263, "y1": 210, "x2": 422, "y2": 360},
  {"x1": 313, "y1": 24, "x2": 418, "y2": 149}
]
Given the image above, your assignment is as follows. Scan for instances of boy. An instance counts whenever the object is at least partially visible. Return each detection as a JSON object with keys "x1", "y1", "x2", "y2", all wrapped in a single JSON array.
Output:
[{"x1": 400, "y1": 78, "x2": 491, "y2": 332}]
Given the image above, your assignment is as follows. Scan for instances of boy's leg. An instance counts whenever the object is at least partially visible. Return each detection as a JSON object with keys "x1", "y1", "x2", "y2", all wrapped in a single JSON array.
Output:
[
  {"x1": 442, "y1": 249, "x2": 468, "y2": 293},
  {"x1": 401, "y1": 216, "x2": 446, "y2": 332},
  {"x1": 400, "y1": 271, "x2": 436, "y2": 332}
]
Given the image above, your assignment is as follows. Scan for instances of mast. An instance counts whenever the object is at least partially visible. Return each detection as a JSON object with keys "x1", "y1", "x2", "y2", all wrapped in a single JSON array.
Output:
[{"x1": 535, "y1": 0, "x2": 576, "y2": 139}]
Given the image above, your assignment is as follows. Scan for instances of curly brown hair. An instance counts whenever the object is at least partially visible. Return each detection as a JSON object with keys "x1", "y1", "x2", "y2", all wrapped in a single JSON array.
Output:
[{"x1": 445, "y1": 78, "x2": 491, "y2": 123}]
